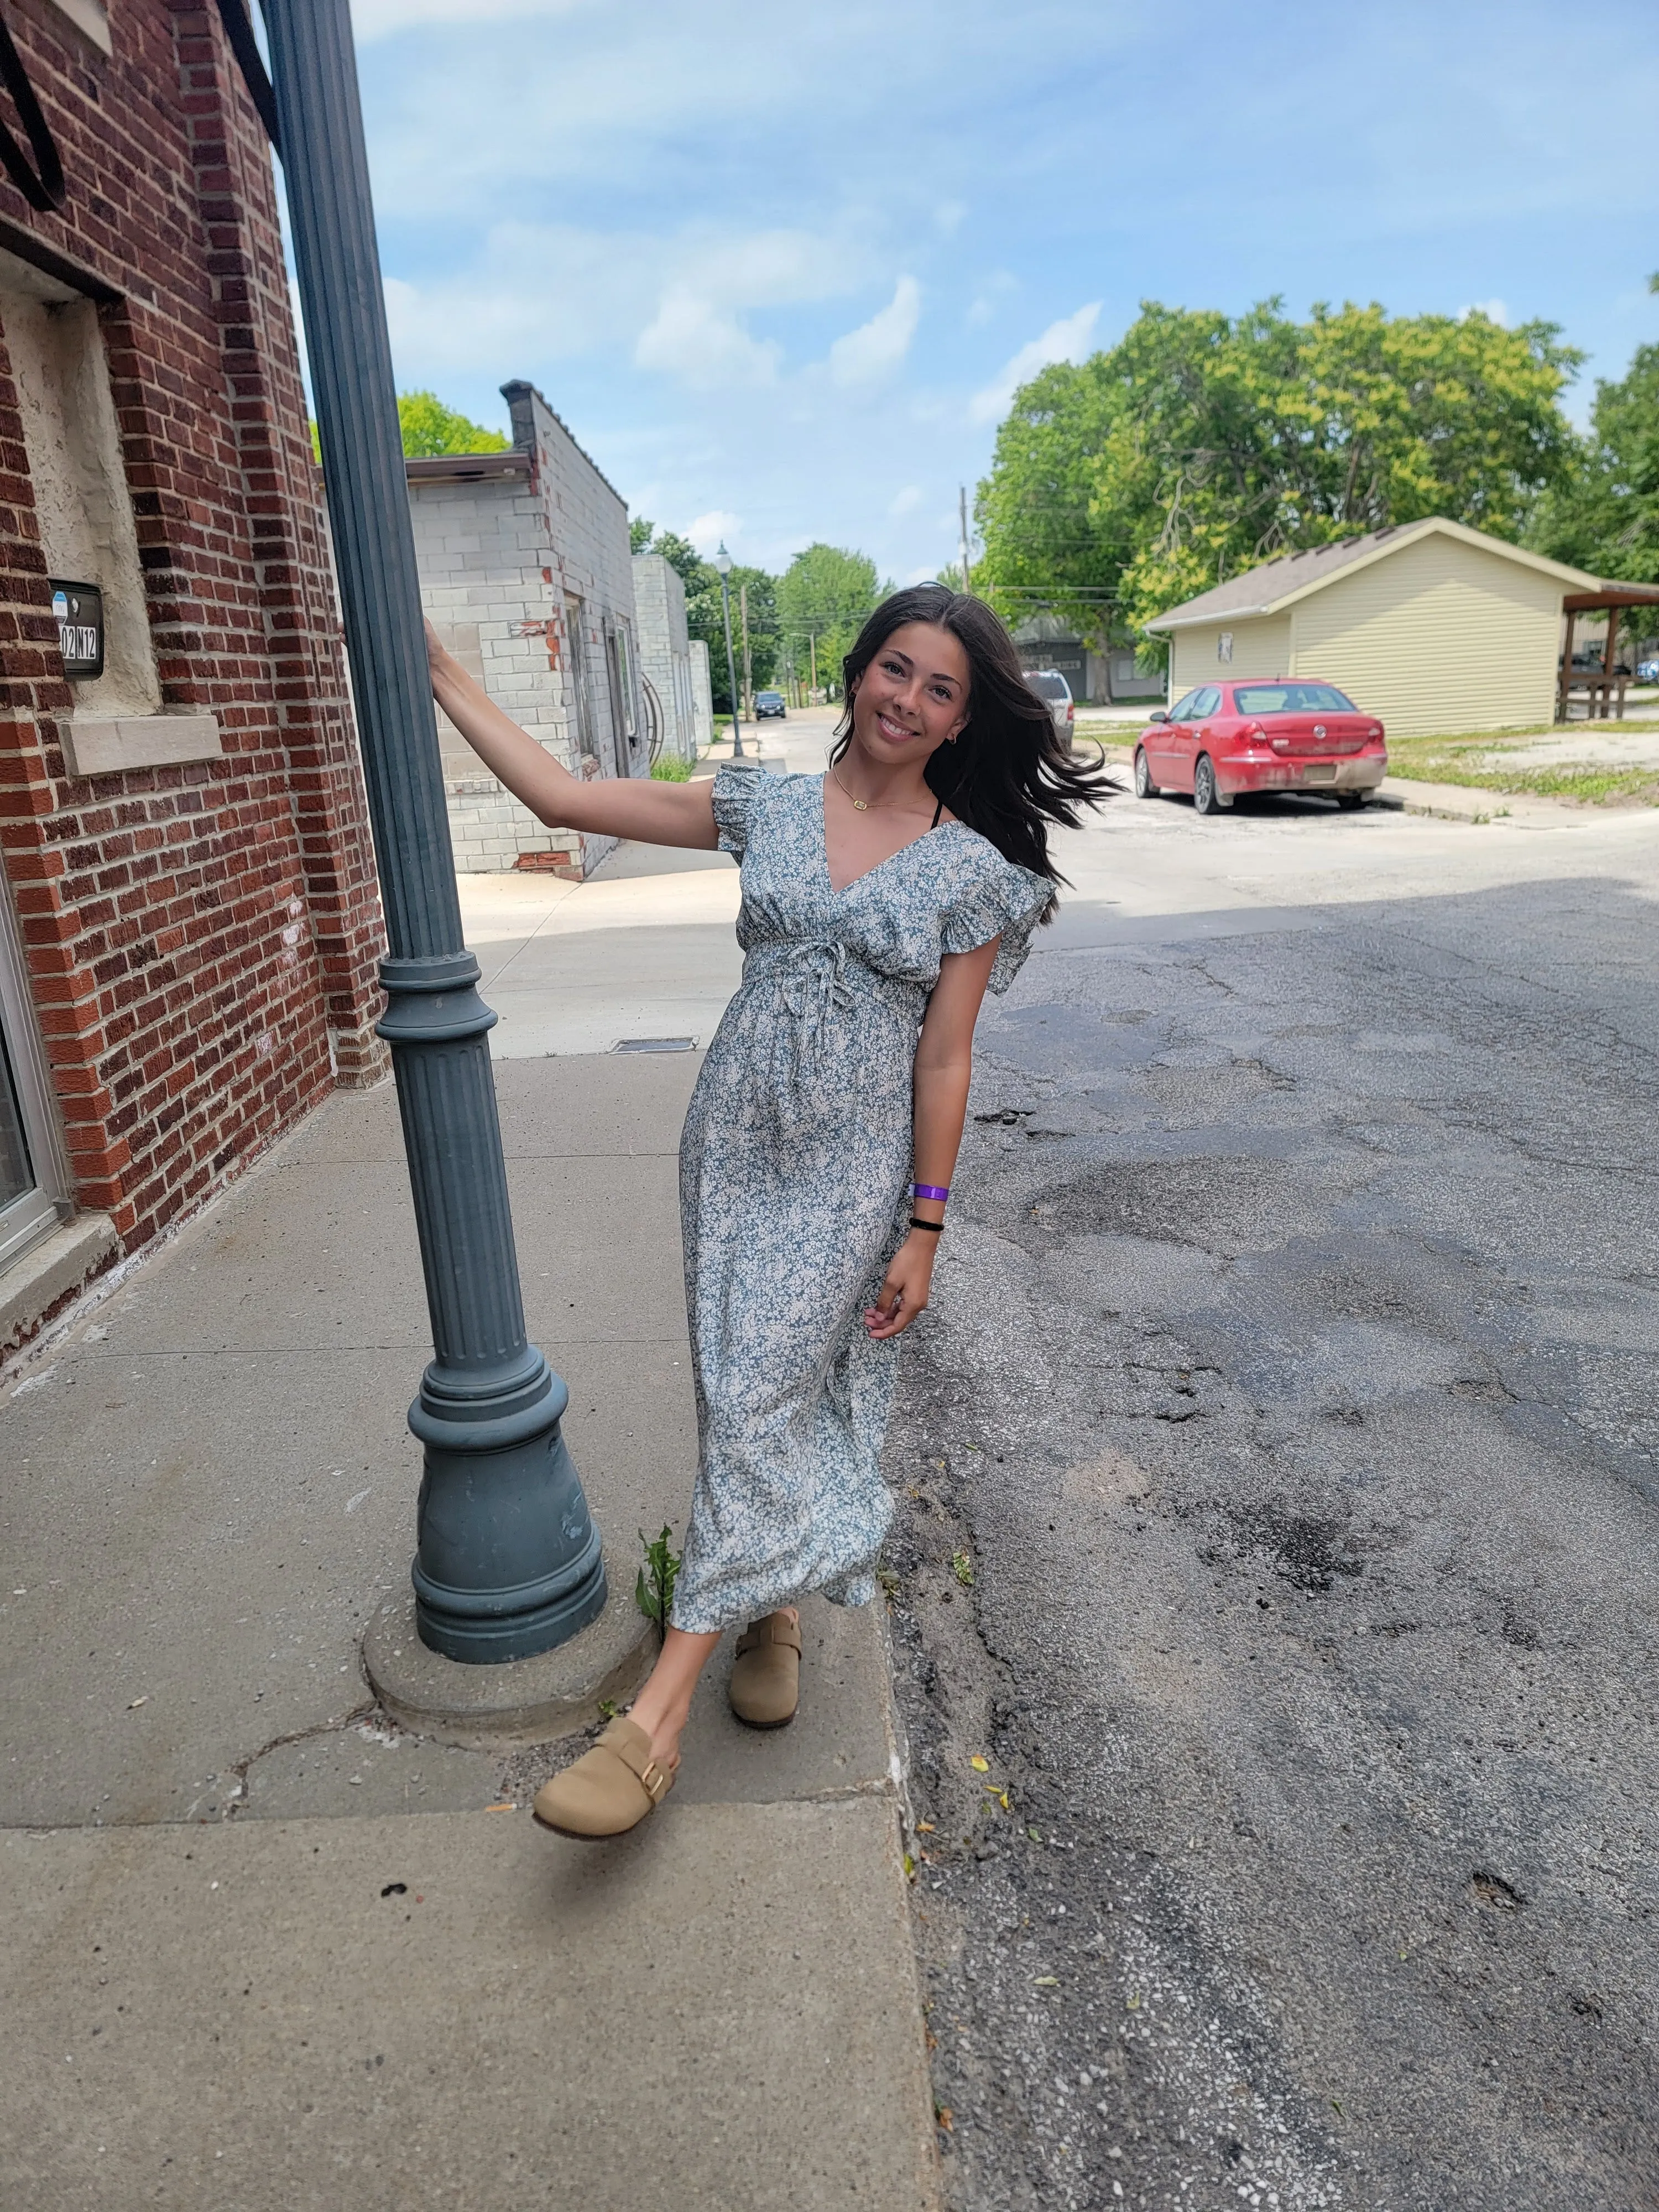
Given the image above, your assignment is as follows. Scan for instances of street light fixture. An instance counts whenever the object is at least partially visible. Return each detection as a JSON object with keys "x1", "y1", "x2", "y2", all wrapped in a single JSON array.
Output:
[
  {"x1": 713, "y1": 542, "x2": 745, "y2": 762},
  {"x1": 262, "y1": 0, "x2": 605, "y2": 1663}
]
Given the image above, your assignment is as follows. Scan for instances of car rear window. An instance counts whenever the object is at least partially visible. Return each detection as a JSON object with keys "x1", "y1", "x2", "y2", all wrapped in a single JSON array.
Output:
[
  {"x1": 1234, "y1": 683, "x2": 1357, "y2": 714},
  {"x1": 1026, "y1": 674, "x2": 1070, "y2": 701}
]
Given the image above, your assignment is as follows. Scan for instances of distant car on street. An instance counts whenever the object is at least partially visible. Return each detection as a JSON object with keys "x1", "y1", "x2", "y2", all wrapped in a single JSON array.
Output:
[
  {"x1": 754, "y1": 689, "x2": 787, "y2": 719},
  {"x1": 1134, "y1": 679, "x2": 1386, "y2": 816},
  {"x1": 1024, "y1": 668, "x2": 1075, "y2": 741},
  {"x1": 1635, "y1": 656, "x2": 1659, "y2": 683}
]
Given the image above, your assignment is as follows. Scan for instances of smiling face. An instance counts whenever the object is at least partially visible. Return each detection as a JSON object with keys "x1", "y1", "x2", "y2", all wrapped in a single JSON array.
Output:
[{"x1": 848, "y1": 621, "x2": 971, "y2": 772}]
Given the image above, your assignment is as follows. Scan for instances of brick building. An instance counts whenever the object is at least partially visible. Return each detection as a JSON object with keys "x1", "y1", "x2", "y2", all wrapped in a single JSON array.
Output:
[
  {"x1": 0, "y1": 0, "x2": 384, "y2": 1353},
  {"x1": 415, "y1": 379, "x2": 647, "y2": 876}
]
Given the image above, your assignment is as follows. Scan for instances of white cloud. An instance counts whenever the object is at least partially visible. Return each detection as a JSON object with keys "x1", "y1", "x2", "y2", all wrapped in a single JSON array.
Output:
[
  {"x1": 686, "y1": 511, "x2": 743, "y2": 557},
  {"x1": 828, "y1": 276, "x2": 921, "y2": 388},
  {"x1": 888, "y1": 484, "x2": 924, "y2": 517},
  {"x1": 969, "y1": 301, "x2": 1102, "y2": 424},
  {"x1": 635, "y1": 285, "x2": 781, "y2": 389}
]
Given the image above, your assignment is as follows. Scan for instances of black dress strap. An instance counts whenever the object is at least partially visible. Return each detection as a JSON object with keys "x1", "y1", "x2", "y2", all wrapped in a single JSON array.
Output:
[{"x1": 930, "y1": 795, "x2": 943, "y2": 828}]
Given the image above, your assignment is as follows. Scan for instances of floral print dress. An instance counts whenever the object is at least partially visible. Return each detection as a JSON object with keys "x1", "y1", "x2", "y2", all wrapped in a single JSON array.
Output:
[{"x1": 671, "y1": 766, "x2": 1053, "y2": 1635}]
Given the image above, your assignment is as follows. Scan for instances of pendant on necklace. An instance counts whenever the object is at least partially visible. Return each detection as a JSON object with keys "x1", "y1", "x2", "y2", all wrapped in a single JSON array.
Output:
[{"x1": 851, "y1": 797, "x2": 868, "y2": 811}]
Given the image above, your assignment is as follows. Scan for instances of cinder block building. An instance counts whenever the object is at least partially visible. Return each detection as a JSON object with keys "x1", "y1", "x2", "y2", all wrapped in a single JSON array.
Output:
[
  {"x1": 0, "y1": 0, "x2": 385, "y2": 1355},
  {"x1": 414, "y1": 381, "x2": 646, "y2": 876},
  {"x1": 632, "y1": 550, "x2": 699, "y2": 764}
]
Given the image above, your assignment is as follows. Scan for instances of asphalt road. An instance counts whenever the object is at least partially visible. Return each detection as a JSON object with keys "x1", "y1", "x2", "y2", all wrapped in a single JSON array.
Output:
[{"x1": 885, "y1": 785, "x2": 1659, "y2": 2212}]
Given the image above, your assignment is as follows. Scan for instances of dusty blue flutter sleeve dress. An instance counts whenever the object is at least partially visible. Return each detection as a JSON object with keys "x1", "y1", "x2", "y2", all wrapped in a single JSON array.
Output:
[{"x1": 671, "y1": 767, "x2": 1053, "y2": 1634}]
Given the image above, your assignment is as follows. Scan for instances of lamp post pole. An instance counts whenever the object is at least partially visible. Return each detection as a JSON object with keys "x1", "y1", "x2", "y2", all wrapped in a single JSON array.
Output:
[
  {"x1": 263, "y1": 0, "x2": 605, "y2": 1663},
  {"x1": 714, "y1": 542, "x2": 745, "y2": 760}
]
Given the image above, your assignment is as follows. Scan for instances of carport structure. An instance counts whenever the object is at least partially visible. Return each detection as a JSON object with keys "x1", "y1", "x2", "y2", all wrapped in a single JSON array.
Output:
[{"x1": 1558, "y1": 581, "x2": 1659, "y2": 720}]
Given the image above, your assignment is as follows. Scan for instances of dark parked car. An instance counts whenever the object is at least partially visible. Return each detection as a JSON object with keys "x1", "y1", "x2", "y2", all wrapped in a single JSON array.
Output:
[{"x1": 754, "y1": 690, "x2": 787, "y2": 719}]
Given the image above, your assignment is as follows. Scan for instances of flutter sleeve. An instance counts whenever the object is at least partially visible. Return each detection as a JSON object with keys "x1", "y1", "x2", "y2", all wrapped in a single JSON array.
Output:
[
  {"x1": 941, "y1": 855, "x2": 1055, "y2": 995},
  {"x1": 709, "y1": 763, "x2": 763, "y2": 860}
]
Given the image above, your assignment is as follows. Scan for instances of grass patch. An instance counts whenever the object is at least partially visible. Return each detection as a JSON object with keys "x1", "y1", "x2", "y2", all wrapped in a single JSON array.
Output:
[
  {"x1": 1386, "y1": 718, "x2": 1659, "y2": 807},
  {"x1": 650, "y1": 753, "x2": 695, "y2": 781}
]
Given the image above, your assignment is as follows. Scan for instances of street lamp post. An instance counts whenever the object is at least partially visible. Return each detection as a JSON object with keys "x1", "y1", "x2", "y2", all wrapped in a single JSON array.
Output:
[
  {"x1": 263, "y1": 0, "x2": 605, "y2": 1663},
  {"x1": 713, "y1": 542, "x2": 745, "y2": 761}
]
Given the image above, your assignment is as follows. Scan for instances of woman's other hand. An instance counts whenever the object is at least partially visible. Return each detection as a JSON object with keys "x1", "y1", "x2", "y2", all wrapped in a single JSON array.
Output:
[{"x1": 863, "y1": 1233, "x2": 937, "y2": 1340}]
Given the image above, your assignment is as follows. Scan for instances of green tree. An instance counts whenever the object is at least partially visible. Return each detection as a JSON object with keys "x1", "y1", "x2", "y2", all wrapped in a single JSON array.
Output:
[
  {"x1": 976, "y1": 299, "x2": 1583, "y2": 648},
  {"x1": 630, "y1": 515, "x2": 655, "y2": 552},
  {"x1": 396, "y1": 390, "x2": 509, "y2": 457},
  {"x1": 776, "y1": 543, "x2": 881, "y2": 696},
  {"x1": 1528, "y1": 275, "x2": 1659, "y2": 608}
]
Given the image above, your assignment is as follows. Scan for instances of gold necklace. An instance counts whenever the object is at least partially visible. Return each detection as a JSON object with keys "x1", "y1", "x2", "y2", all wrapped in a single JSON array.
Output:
[{"x1": 830, "y1": 762, "x2": 926, "y2": 815}]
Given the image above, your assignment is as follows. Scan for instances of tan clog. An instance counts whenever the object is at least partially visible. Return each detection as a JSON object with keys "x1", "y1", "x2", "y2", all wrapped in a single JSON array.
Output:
[
  {"x1": 729, "y1": 1610, "x2": 802, "y2": 1729},
  {"x1": 532, "y1": 1715, "x2": 675, "y2": 1839}
]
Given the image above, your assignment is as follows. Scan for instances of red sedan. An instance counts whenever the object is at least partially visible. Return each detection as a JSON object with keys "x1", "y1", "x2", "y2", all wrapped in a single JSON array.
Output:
[{"x1": 1133, "y1": 679, "x2": 1387, "y2": 816}]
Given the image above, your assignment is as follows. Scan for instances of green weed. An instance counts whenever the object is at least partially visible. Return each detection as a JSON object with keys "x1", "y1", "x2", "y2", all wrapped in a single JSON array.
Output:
[
  {"x1": 635, "y1": 1524, "x2": 682, "y2": 1643},
  {"x1": 650, "y1": 754, "x2": 695, "y2": 781}
]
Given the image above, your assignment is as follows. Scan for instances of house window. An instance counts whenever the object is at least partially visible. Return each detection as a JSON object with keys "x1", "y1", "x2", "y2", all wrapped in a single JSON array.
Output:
[
  {"x1": 1218, "y1": 630, "x2": 1234, "y2": 663},
  {"x1": 0, "y1": 878, "x2": 70, "y2": 1272},
  {"x1": 564, "y1": 596, "x2": 597, "y2": 759},
  {"x1": 614, "y1": 618, "x2": 638, "y2": 742}
]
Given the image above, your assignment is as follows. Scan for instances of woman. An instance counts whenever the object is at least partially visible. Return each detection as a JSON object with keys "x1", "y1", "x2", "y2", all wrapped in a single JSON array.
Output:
[{"x1": 426, "y1": 583, "x2": 1109, "y2": 1838}]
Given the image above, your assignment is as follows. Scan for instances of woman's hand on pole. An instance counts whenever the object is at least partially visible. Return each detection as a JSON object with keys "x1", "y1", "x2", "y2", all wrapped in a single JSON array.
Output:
[{"x1": 423, "y1": 618, "x2": 719, "y2": 851}]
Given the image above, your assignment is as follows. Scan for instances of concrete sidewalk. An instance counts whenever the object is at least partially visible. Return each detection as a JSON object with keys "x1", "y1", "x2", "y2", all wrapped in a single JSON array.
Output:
[{"x1": 0, "y1": 1050, "x2": 940, "y2": 2210}]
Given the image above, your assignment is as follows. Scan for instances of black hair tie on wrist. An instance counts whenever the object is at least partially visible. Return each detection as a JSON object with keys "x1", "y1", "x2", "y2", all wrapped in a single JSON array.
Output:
[{"x1": 909, "y1": 1216, "x2": 943, "y2": 1233}]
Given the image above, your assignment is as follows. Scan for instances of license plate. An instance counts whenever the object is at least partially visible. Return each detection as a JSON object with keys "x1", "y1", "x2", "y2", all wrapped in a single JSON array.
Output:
[{"x1": 1303, "y1": 764, "x2": 1336, "y2": 782}]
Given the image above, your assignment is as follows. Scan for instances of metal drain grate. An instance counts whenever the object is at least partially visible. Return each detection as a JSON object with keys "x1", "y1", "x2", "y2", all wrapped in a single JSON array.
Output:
[{"x1": 612, "y1": 1036, "x2": 696, "y2": 1053}]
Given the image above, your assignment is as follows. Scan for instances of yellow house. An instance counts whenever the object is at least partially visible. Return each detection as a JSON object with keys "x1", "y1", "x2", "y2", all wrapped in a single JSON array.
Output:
[{"x1": 1144, "y1": 517, "x2": 1599, "y2": 737}]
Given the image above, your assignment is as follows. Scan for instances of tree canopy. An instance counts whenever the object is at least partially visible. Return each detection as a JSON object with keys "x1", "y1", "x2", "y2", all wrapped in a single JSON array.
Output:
[
  {"x1": 975, "y1": 299, "x2": 1583, "y2": 646},
  {"x1": 775, "y1": 543, "x2": 881, "y2": 695},
  {"x1": 397, "y1": 390, "x2": 509, "y2": 457},
  {"x1": 1527, "y1": 275, "x2": 1659, "y2": 599}
]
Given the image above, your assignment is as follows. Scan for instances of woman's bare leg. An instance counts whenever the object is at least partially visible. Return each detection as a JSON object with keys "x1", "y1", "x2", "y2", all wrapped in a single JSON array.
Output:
[
  {"x1": 628, "y1": 1627, "x2": 720, "y2": 1770},
  {"x1": 628, "y1": 1607, "x2": 799, "y2": 1768}
]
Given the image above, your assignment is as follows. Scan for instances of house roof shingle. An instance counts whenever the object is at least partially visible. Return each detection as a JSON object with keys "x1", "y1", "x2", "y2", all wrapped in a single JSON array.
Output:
[{"x1": 1145, "y1": 516, "x2": 1599, "y2": 631}]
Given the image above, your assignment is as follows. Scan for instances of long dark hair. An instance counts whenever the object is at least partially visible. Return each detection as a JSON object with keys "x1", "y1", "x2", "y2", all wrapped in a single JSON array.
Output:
[{"x1": 831, "y1": 585, "x2": 1112, "y2": 889}]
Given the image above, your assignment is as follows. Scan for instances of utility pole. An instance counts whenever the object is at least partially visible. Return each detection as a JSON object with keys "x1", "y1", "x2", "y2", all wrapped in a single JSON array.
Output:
[
  {"x1": 958, "y1": 484, "x2": 974, "y2": 597},
  {"x1": 739, "y1": 582, "x2": 753, "y2": 720},
  {"x1": 263, "y1": 0, "x2": 604, "y2": 1663},
  {"x1": 809, "y1": 632, "x2": 817, "y2": 700},
  {"x1": 713, "y1": 543, "x2": 744, "y2": 759}
]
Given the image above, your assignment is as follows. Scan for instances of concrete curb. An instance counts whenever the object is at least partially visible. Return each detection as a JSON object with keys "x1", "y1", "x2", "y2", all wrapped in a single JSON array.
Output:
[{"x1": 362, "y1": 1585, "x2": 655, "y2": 1750}]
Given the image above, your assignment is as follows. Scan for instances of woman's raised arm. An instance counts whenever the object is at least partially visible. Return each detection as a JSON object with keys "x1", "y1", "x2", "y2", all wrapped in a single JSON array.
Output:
[{"x1": 426, "y1": 622, "x2": 719, "y2": 851}]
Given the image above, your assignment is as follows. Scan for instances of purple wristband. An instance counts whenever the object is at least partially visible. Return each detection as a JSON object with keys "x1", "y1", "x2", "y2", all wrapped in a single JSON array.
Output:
[{"x1": 911, "y1": 1183, "x2": 950, "y2": 1203}]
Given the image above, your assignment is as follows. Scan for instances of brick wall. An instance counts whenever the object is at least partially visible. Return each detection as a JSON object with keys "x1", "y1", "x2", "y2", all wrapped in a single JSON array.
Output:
[
  {"x1": 413, "y1": 381, "x2": 645, "y2": 875},
  {"x1": 0, "y1": 0, "x2": 385, "y2": 1269}
]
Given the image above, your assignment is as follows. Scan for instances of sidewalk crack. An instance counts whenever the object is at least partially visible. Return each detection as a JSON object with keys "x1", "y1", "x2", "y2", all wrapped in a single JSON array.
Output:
[{"x1": 225, "y1": 1699, "x2": 379, "y2": 1817}]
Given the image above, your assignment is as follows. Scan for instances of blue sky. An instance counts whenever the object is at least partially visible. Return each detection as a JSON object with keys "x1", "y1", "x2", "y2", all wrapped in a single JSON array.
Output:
[{"x1": 349, "y1": 0, "x2": 1659, "y2": 583}]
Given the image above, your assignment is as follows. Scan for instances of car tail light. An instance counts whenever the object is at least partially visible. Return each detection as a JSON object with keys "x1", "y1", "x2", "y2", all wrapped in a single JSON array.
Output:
[
  {"x1": 1240, "y1": 721, "x2": 1266, "y2": 743},
  {"x1": 1066, "y1": 701, "x2": 1074, "y2": 723}
]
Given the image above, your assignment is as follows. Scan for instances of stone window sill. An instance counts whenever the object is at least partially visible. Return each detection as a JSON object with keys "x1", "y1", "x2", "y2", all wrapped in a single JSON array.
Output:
[{"x1": 63, "y1": 712, "x2": 223, "y2": 778}]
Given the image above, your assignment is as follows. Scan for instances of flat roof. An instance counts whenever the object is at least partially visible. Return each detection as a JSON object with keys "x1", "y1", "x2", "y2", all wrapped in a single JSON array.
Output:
[{"x1": 404, "y1": 451, "x2": 532, "y2": 484}]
